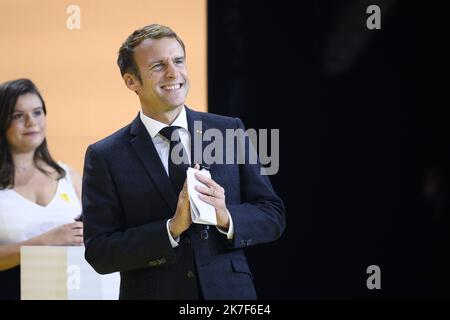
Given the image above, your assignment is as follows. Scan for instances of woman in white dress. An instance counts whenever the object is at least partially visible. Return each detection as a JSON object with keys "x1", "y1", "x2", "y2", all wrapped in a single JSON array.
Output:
[{"x1": 0, "y1": 79, "x2": 83, "y2": 299}]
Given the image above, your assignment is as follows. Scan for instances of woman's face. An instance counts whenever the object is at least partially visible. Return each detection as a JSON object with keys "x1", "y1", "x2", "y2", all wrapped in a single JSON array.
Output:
[{"x1": 6, "y1": 93, "x2": 46, "y2": 154}]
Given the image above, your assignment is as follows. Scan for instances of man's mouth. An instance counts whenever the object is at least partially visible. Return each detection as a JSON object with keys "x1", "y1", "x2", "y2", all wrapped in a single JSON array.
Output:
[{"x1": 161, "y1": 83, "x2": 183, "y2": 91}]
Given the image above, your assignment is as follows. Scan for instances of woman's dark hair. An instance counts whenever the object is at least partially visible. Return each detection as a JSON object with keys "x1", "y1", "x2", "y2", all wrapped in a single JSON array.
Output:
[{"x1": 0, "y1": 78, "x2": 65, "y2": 189}]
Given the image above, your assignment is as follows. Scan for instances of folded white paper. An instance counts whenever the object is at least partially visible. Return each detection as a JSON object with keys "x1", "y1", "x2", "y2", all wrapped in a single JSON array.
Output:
[{"x1": 186, "y1": 167, "x2": 217, "y2": 225}]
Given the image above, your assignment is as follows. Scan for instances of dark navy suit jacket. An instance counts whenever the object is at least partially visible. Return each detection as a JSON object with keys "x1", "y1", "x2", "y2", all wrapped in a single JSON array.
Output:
[{"x1": 82, "y1": 107, "x2": 285, "y2": 299}]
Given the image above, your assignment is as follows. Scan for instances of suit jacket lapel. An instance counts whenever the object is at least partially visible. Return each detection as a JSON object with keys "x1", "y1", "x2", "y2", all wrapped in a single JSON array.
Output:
[{"x1": 129, "y1": 114, "x2": 177, "y2": 213}]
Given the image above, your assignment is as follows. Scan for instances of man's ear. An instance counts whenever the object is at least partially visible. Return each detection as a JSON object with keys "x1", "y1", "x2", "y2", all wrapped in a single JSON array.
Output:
[{"x1": 123, "y1": 73, "x2": 140, "y2": 94}]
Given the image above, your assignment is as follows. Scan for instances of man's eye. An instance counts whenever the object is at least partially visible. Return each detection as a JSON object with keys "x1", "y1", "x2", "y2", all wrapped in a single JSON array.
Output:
[
  {"x1": 174, "y1": 59, "x2": 184, "y2": 65},
  {"x1": 12, "y1": 114, "x2": 23, "y2": 120},
  {"x1": 152, "y1": 64, "x2": 163, "y2": 70}
]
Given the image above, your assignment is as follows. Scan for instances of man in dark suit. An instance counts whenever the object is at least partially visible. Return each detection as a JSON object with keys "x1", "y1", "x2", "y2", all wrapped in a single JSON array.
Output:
[{"x1": 82, "y1": 24, "x2": 285, "y2": 299}]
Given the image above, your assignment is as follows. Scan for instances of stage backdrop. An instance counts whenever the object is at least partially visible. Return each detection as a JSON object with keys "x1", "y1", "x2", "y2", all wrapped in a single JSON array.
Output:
[{"x1": 0, "y1": 0, "x2": 206, "y2": 173}]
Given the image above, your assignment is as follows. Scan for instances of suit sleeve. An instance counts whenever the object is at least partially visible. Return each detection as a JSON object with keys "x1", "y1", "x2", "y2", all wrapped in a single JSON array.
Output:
[
  {"x1": 226, "y1": 118, "x2": 286, "y2": 249},
  {"x1": 82, "y1": 145, "x2": 177, "y2": 274}
]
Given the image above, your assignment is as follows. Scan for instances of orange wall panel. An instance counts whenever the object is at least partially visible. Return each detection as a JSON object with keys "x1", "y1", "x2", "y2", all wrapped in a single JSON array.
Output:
[{"x1": 0, "y1": 0, "x2": 206, "y2": 173}]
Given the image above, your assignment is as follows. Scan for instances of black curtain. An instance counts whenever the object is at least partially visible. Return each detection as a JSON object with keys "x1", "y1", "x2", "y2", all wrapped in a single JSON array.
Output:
[{"x1": 208, "y1": 0, "x2": 448, "y2": 299}]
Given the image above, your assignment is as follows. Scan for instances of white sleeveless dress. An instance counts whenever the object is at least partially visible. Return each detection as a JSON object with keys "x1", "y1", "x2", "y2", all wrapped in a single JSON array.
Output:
[{"x1": 0, "y1": 164, "x2": 81, "y2": 244}]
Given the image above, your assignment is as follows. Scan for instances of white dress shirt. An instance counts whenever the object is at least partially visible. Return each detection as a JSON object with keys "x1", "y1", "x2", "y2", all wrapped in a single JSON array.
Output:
[{"x1": 139, "y1": 107, "x2": 234, "y2": 248}]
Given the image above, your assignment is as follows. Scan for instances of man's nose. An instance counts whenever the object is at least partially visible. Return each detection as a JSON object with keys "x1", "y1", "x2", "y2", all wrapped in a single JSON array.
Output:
[{"x1": 166, "y1": 62, "x2": 178, "y2": 78}]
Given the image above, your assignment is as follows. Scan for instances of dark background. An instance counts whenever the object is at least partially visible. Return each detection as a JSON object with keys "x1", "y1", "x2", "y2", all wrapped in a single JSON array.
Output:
[{"x1": 208, "y1": 0, "x2": 448, "y2": 298}]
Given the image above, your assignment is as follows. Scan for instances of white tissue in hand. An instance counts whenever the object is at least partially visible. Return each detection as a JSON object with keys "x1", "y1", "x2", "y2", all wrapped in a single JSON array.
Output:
[{"x1": 187, "y1": 167, "x2": 217, "y2": 225}]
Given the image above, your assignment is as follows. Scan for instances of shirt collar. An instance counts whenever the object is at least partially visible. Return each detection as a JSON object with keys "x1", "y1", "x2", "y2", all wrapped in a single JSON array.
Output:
[{"x1": 139, "y1": 106, "x2": 188, "y2": 139}]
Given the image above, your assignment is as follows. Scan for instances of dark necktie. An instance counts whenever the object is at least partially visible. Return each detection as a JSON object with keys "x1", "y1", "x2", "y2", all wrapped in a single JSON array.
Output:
[{"x1": 159, "y1": 126, "x2": 190, "y2": 195}]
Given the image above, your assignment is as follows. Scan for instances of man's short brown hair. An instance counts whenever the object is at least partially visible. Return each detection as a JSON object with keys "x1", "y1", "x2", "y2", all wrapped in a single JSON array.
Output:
[{"x1": 117, "y1": 24, "x2": 186, "y2": 83}]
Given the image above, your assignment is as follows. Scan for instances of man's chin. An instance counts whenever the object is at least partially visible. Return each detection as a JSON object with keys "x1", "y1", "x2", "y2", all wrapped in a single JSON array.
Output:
[{"x1": 165, "y1": 103, "x2": 185, "y2": 112}]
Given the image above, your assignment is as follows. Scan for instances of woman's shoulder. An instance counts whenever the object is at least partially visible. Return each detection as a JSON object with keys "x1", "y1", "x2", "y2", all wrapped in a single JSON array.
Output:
[
  {"x1": 57, "y1": 162, "x2": 77, "y2": 176},
  {"x1": 57, "y1": 162, "x2": 69, "y2": 172},
  {"x1": 57, "y1": 162, "x2": 82, "y2": 199}
]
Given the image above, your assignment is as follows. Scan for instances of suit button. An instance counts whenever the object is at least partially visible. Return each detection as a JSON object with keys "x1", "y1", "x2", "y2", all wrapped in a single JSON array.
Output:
[
  {"x1": 200, "y1": 229, "x2": 209, "y2": 240},
  {"x1": 187, "y1": 270, "x2": 195, "y2": 278}
]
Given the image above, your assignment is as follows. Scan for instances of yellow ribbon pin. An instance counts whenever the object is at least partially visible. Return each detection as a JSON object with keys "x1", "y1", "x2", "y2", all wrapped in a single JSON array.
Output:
[{"x1": 60, "y1": 193, "x2": 70, "y2": 202}]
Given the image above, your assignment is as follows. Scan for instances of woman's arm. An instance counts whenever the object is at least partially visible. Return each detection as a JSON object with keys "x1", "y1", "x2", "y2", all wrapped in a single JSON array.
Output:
[
  {"x1": 0, "y1": 221, "x2": 83, "y2": 271},
  {"x1": 0, "y1": 242, "x2": 22, "y2": 271}
]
